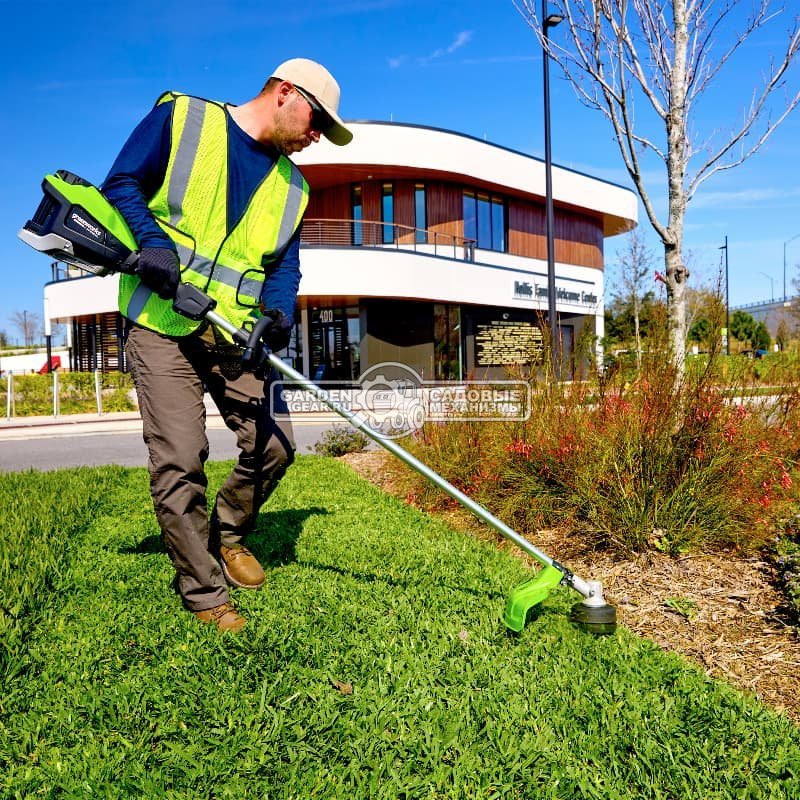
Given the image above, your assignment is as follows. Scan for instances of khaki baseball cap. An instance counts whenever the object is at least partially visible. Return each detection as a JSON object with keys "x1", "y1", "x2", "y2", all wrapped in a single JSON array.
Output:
[{"x1": 270, "y1": 58, "x2": 352, "y2": 146}]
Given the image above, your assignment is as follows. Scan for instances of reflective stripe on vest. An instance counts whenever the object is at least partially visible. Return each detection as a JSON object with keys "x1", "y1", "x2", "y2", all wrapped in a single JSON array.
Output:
[{"x1": 118, "y1": 92, "x2": 308, "y2": 339}]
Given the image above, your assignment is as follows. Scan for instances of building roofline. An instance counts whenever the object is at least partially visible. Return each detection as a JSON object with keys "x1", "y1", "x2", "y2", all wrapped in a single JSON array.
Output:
[
  {"x1": 337, "y1": 119, "x2": 633, "y2": 195},
  {"x1": 296, "y1": 120, "x2": 637, "y2": 236}
]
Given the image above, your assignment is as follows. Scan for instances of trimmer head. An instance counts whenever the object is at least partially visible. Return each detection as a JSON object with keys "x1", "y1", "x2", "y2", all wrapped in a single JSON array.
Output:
[
  {"x1": 569, "y1": 580, "x2": 617, "y2": 635},
  {"x1": 504, "y1": 570, "x2": 618, "y2": 635},
  {"x1": 569, "y1": 601, "x2": 617, "y2": 635}
]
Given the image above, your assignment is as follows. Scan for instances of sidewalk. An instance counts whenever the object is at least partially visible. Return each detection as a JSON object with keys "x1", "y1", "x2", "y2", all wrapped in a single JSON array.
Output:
[
  {"x1": 0, "y1": 410, "x2": 148, "y2": 440},
  {"x1": 0, "y1": 401, "x2": 340, "y2": 440}
]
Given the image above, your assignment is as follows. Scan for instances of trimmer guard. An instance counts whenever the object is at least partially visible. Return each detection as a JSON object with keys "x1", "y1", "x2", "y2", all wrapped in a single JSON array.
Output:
[
  {"x1": 503, "y1": 564, "x2": 565, "y2": 632},
  {"x1": 18, "y1": 170, "x2": 139, "y2": 276}
]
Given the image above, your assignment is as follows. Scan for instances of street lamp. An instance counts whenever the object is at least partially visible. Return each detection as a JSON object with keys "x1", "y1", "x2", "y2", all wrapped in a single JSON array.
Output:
[
  {"x1": 759, "y1": 271, "x2": 774, "y2": 303},
  {"x1": 542, "y1": 3, "x2": 563, "y2": 377},
  {"x1": 720, "y1": 236, "x2": 729, "y2": 356},
  {"x1": 783, "y1": 233, "x2": 800, "y2": 301}
]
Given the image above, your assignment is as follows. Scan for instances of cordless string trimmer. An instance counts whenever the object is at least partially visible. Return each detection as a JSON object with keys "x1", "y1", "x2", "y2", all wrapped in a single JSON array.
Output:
[{"x1": 19, "y1": 170, "x2": 618, "y2": 634}]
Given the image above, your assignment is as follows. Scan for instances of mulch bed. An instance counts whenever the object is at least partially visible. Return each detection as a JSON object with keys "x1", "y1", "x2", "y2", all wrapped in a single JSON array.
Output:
[{"x1": 340, "y1": 450, "x2": 800, "y2": 723}]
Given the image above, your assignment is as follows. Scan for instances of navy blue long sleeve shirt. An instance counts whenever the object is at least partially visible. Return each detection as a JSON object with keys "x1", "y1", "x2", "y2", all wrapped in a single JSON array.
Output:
[{"x1": 102, "y1": 99, "x2": 303, "y2": 321}]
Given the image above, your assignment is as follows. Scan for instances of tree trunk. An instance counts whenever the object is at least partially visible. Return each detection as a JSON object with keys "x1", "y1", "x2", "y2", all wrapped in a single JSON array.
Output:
[
  {"x1": 665, "y1": 245, "x2": 689, "y2": 379},
  {"x1": 664, "y1": 0, "x2": 690, "y2": 380}
]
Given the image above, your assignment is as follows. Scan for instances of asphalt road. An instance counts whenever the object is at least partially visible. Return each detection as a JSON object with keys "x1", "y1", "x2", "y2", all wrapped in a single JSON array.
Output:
[{"x1": 0, "y1": 418, "x2": 342, "y2": 472}]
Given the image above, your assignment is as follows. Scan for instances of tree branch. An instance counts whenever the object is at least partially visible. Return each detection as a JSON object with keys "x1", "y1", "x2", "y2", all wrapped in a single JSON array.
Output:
[{"x1": 688, "y1": 22, "x2": 800, "y2": 197}]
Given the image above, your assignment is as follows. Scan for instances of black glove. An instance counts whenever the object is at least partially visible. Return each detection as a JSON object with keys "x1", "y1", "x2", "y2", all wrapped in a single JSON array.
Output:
[
  {"x1": 262, "y1": 308, "x2": 293, "y2": 352},
  {"x1": 135, "y1": 247, "x2": 180, "y2": 300}
]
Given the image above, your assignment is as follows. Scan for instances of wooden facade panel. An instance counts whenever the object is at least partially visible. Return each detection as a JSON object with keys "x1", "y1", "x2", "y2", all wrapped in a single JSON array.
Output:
[
  {"x1": 71, "y1": 312, "x2": 126, "y2": 373},
  {"x1": 508, "y1": 199, "x2": 546, "y2": 259},
  {"x1": 554, "y1": 210, "x2": 604, "y2": 268},
  {"x1": 361, "y1": 181, "x2": 382, "y2": 245},
  {"x1": 362, "y1": 182, "x2": 382, "y2": 221},
  {"x1": 305, "y1": 183, "x2": 349, "y2": 219},
  {"x1": 508, "y1": 229, "x2": 543, "y2": 260},
  {"x1": 509, "y1": 198, "x2": 546, "y2": 236},
  {"x1": 394, "y1": 180, "x2": 416, "y2": 244},
  {"x1": 427, "y1": 183, "x2": 462, "y2": 243},
  {"x1": 507, "y1": 198, "x2": 603, "y2": 268}
]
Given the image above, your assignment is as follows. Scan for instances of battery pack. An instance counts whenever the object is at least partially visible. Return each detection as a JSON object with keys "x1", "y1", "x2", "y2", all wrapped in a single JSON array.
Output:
[{"x1": 18, "y1": 170, "x2": 139, "y2": 276}]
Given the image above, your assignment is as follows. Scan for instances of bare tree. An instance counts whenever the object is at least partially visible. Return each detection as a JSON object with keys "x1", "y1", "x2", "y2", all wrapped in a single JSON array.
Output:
[
  {"x1": 516, "y1": 0, "x2": 800, "y2": 375},
  {"x1": 775, "y1": 315, "x2": 791, "y2": 351},
  {"x1": 49, "y1": 322, "x2": 67, "y2": 347},
  {"x1": 679, "y1": 246, "x2": 726, "y2": 346},
  {"x1": 10, "y1": 310, "x2": 40, "y2": 348},
  {"x1": 686, "y1": 281, "x2": 726, "y2": 352},
  {"x1": 612, "y1": 227, "x2": 653, "y2": 369}
]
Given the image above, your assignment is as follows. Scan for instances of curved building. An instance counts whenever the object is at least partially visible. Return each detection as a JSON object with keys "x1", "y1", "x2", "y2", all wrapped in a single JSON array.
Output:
[{"x1": 43, "y1": 121, "x2": 637, "y2": 379}]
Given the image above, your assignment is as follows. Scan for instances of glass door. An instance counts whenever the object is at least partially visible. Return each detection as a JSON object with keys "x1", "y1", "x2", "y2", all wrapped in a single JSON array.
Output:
[{"x1": 309, "y1": 306, "x2": 361, "y2": 382}]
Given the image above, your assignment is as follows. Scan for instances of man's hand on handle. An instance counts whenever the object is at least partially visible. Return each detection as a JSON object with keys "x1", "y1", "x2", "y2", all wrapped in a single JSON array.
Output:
[
  {"x1": 261, "y1": 308, "x2": 293, "y2": 352},
  {"x1": 136, "y1": 247, "x2": 180, "y2": 299}
]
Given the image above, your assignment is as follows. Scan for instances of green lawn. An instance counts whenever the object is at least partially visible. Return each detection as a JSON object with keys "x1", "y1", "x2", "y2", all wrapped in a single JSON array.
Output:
[{"x1": 1, "y1": 457, "x2": 798, "y2": 799}]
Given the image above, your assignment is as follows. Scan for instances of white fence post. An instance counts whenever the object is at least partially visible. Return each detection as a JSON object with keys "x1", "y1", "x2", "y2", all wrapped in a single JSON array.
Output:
[
  {"x1": 53, "y1": 370, "x2": 59, "y2": 418},
  {"x1": 94, "y1": 369, "x2": 103, "y2": 415},
  {"x1": 5, "y1": 371, "x2": 12, "y2": 420}
]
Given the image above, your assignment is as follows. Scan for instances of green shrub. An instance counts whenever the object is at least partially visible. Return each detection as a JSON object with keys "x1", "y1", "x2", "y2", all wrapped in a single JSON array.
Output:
[
  {"x1": 313, "y1": 424, "x2": 369, "y2": 457},
  {"x1": 6, "y1": 373, "x2": 51, "y2": 415},
  {"x1": 1, "y1": 372, "x2": 136, "y2": 416}
]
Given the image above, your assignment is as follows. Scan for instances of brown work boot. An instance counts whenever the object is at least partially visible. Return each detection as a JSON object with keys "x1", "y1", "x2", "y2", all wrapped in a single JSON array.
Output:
[
  {"x1": 219, "y1": 544, "x2": 266, "y2": 589},
  {"x1": 194, "y1": 602, "x2": 246, "y2": 633}
]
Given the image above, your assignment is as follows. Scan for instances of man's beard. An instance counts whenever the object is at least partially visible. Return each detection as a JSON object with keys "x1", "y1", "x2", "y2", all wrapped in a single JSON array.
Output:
[
  {"x1": 273, "y1": 128, "x2": 307, "y2": 155},
  {"x1": 273, "y1": 103, "x2": 308, "y2": 155}
]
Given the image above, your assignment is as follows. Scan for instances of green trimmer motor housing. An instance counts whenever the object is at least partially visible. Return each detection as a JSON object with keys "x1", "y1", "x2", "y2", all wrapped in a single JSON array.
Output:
[{"x1": 18, "y1": 170, "x2": 139, "y2": 276}]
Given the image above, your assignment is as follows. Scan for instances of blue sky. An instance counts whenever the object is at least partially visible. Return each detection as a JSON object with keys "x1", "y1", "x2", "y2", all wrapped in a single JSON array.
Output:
[{"x1": 2, "y1": 0, "x2": 799, "y2": 340}]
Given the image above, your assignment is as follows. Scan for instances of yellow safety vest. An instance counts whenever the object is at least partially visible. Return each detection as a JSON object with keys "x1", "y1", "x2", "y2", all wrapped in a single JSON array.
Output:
[{"x1": 118, "y1": 92, "x2": 309, "y2": 339}]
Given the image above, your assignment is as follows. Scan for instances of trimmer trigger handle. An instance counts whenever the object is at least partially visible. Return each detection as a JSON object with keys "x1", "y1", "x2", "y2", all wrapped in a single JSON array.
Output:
[{"x1": 172, "y1": 283, "x2": 217, "y2": 320}]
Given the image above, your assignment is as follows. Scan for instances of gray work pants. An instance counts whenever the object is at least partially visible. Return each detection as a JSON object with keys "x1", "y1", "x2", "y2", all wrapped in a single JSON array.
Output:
[{"x1": 125, "y1": 323, "x2": 295, "y2": 612}]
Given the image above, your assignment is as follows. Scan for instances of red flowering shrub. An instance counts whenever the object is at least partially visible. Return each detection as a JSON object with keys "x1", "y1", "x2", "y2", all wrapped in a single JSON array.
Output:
[{"x1": 406, "y1": 352, "x2": 800, "y2": 555}]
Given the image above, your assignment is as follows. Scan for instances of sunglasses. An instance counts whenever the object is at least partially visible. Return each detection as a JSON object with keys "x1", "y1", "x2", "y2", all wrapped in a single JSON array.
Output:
[{"x1": 293, "y1": 84, "x2": 330, "y2": 132}]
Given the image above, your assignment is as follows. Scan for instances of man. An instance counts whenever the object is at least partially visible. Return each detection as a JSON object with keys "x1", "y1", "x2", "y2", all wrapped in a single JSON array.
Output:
[{"x1": 103, "y1": 59, "x2": 352, "y2": 632}]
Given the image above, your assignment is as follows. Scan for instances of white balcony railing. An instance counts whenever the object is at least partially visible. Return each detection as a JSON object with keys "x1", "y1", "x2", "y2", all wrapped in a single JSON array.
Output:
[{"x1": 301, "y1": 218, "x2": 476, "y2": 262}]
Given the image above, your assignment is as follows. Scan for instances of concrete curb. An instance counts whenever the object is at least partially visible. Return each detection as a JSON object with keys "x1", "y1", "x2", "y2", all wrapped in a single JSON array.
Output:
[{"x1": 0, "y1": 408, "x2": 343, "y2": 440}]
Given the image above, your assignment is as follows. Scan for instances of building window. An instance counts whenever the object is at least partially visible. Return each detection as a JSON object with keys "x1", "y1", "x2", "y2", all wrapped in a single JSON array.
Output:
[
  {"x1": 463, "y1": 190, "x2": 506, "y2": 252},
  {"x1": 351, "y1": 185, "x2": 362, "y2": 246},
  {"x1": 463, "y1": 192, "x2": 477, "y2": 244},
  {"x1": 414, "y1": 183, "x2": 427, "y2": 244},
  {"x1": 382, "y1": 182, "x2": 395, "y2": 244},
  {"x1": 491, "y1": 197, "x2": 506, "y2": 252}
]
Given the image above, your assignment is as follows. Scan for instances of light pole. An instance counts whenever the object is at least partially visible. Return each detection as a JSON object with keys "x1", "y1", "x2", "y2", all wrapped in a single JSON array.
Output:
[
  {"x1": 759, "y1": 271, "x2": 774, "y2": 303},
  {"x1": 720, "y1": 236, "x2": 729, "y2": 356},
  {"x1": 542, "y1": 2, "x2": 563, "y2": 377},
  {"x1": 783, "y1": 233, "x2": 800, "y2": 301}
]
